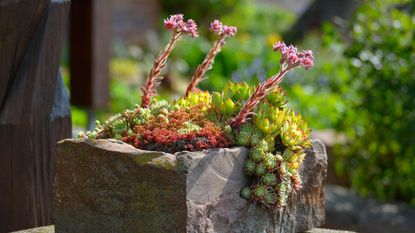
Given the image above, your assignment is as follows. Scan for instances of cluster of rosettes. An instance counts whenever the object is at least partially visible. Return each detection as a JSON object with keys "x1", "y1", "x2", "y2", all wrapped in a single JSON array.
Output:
[
  {"x1": 211, "y1": 82, "x2": 254, "y2": 117},
  {"x1": 164, "y1": 14, "x2": 198, "y2": 38},
  {"x1": 79, "y1": 95, "x2": 232, "y2": 154},
  {"x1": 273, "y1": 41, "x2": 314, "y2": 69},
  {"x1": 210, "y1": 19, "x2": 237, "y2": 37},
  {"x1": 227, "y1": 80, "x2": 311, "y2": 209}
]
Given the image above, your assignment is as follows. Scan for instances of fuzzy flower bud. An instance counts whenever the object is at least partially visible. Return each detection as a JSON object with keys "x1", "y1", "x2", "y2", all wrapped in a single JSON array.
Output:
[
  {"x1": 163, "y1": 14, "x2": 198, "y2": 38},
  {"x1": 272, "y1": 41, "x2": 314, "y2": 69},
  {"x1": 185, "y1": 19, "x2": 198, "y2": 38},
  {"x1": 163, "y1": 14, "x2": 184, "y2": 31},
  {"x1": 299, "y1": 50, "x2": 314, "y2": 69},
  {"x1": 223, "y1": 25, "x2": 237, "y2": 37},
  {"x1": 210, "y1": 19, "x2": 223, "y2": 35},
  {"x1": 164, "y1": 18, "x2": 176, "y2": 30},
  {"x1": 273, "y1": 41, "x2": 286, "y2": 51}
]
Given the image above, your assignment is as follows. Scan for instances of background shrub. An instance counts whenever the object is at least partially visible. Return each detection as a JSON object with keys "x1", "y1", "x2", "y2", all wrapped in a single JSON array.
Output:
[{"x1": 333, "y1": 0, "x2": 415, "y2": 204}]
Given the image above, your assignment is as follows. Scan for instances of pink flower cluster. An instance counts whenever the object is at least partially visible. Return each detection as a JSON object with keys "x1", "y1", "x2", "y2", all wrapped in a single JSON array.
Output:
[
  {"x1": 164, "y1": 14, "x2": 198, "y2": 38},
  {"x1": 210, "y1": 20, "x2": 237, "y2": 37},
  {"x1": 273, "y1": 41, "x2": 314, "y2": 69}
]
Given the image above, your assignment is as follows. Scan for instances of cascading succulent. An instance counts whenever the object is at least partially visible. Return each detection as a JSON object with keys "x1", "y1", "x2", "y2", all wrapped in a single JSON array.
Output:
[{"x1": 78, "y1": 14, "x2": 314, "y2": 210}]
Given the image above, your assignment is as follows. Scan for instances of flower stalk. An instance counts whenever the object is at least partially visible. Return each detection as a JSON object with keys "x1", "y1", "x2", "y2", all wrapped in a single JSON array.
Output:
[
  {"x1": 185, "y1": 20, "x2": 237, "y2": 97},
  {"x1": 231, "y1": 41, "x2": 314, "y2": 128},
  {"x1": 141, "y1": 14, "x2": 198, "y2": 108}
]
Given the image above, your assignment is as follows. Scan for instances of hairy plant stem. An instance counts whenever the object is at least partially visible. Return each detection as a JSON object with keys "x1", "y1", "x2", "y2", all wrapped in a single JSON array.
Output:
[
  {"x1": 185, "y1": 36, "x2": 226, "y2": 97},
  {"x1": 141, "y1": 32, "x2": 182, "y2": 108},
  {"x1": 231, "y1": 64, "x2": 295, "y2": 129}
]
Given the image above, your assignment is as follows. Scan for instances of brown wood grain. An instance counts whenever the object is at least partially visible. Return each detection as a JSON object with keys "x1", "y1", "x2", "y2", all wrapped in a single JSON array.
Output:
[{"x1": 0, "y1": 0, "x2": 71, "y2": 232}]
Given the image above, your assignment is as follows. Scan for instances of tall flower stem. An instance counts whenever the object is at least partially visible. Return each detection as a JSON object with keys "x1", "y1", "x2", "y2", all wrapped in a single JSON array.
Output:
[
  {"x1": 140, "y1": 14, "x2": 198, "y2": 108},
  {"x1": 185, "y1": 36, "x2": 226, "y2": 97},
  {"x1": 230, "y1": 66, "x2": 292, "y2": 128},
  {"x1": 141, "y1": 32, "x2": 181, "y2": 108},
  {"x1": 230, "y1": 41, "x2": 314, "y2": 129},
  {"x1": 184, "y1": 19, "x2": 236, "y2": 98}
]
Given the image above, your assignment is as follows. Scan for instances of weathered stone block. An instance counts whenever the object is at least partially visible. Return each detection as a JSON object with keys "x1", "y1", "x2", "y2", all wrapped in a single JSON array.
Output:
[{"x1": 53, "y1": 139, "x2": 327, "y2": 233}]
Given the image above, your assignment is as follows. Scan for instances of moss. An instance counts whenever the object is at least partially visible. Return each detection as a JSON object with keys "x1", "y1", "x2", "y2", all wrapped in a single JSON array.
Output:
[{"x1": 133, "y1": 153, "x2": 176, "y2": 170}]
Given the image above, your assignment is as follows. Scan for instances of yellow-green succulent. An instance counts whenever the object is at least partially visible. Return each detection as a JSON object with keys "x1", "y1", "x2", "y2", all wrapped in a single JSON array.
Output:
[{"x1": 175, "y1": 91, "x2": 212, "y2": 111}]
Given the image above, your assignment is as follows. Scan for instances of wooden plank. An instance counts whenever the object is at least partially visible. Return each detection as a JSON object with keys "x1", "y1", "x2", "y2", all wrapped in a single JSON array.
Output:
[
  {"x1": 0, "y1": 0, "x2": 71, "y2": 232},
  {"x1": 70, "y1": 0, "x2": 112, "y2": 108}
]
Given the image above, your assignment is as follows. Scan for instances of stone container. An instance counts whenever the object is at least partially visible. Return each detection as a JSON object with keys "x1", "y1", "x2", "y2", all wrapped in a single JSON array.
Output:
[{"x1": 53, "y1": 138, "x2": 327, "y2": 233}]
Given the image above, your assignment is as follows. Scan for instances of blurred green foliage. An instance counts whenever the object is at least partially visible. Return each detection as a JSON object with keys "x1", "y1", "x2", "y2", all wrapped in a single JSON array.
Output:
[
  {"x1": 332, "y1": 0, "x2": 415, "y2": 204},
  {"x1": 161, "y1": 0, "x2": 244, "y2": 28}
]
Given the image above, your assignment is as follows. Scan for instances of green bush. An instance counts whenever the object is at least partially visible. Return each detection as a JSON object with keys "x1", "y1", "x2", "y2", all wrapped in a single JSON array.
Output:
[{"x1": 333, "y1": 0, "x2": 415, "y2": 204}]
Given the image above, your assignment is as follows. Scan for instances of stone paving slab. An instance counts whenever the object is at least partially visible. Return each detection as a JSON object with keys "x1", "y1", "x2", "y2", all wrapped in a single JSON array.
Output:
[
  {"x1": 308, "y1": 228, "x2": 356, "y2": 233},
  {"x1": 11, "y1": 225, "x2": 54, "y2": 233},
  {"x1": 14, "y1": 225, "x2": 354, "y2": 233}
]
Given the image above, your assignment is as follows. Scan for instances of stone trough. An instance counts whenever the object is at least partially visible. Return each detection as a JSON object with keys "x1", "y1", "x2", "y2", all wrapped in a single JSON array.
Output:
[{"x1": 53, "y1": 138, "x2": 327, "y2": 233}]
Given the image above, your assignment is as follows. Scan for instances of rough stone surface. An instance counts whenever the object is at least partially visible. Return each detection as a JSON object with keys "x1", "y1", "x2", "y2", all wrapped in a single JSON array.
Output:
[
  {"x1": 53, "y1": 139, "x2": 327, "y2": 233},
  {"x1": 325, "y1": 185, "x2": 415, "y2": 233}
]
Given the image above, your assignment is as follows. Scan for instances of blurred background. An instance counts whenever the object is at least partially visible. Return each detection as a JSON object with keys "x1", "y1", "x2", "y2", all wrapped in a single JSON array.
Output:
[{"x1": 65, "y1": 0, "x2": 415, "y2": 232}]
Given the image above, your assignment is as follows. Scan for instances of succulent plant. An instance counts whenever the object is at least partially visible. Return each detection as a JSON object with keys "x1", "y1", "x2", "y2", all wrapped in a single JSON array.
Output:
[
  {"x1": 280, "y1": 114, "x2": 311, "y2": 151},
  {"x1": 275, "y1": 178, "x2": 293, "y2": 209},
  {"x1": 262, "y1": 173, "x2": 278, "y2": 186},
  {"x1": 253, "y1": 103, "x2": 291, "y2": 136},
  {"x1": 211, "y1": 82, "x2": 253, "y2": 118},
  {"x1": 290, "y1": 171, "x2": 302, "y2": 191},
  {"x1": 250, "y1": 147, "x2": 265, "y2": 163},
  {"x1": 244, "y1": 159, "x2": 256, "y2": 176},
  {"x1": 240, "y1": 186, "x2": 252, "y2": 200},
  {"x1": 283, "y1": 148, "x2": 306, "y2": 170},
  {"x1": 177, "y1": 121, "x2": 201, "y2": 134},
  {"x1": 265, "y1": 191, "x2": 277, "y2": 205},
  {"x1": 265, "y1": 86, "x2": 288, "y2": 109},
  {"x1": 263, "y1": 153, "x2": 278, "y2": 172},
  {"x1": 235, "y1": 123, "x2": 264, "y2": 146},
  {"x1": 255, "y1": 163, "x2": 267, "y2": 177},
  {"x1": 252, "y1": 185, "x2": 269, "y2": 202},
  {"x1": 77, "y1": 14, "x2": 314, "y2": 211},
  {"x1": 176, "y1": 91, "x2": 212, "y2": 111}
]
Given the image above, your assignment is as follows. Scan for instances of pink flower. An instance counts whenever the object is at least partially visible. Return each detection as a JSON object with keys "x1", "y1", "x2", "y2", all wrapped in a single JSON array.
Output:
[
  {"x1": 288, "y1": 53, "x2": 299, "y2": 64},
  {"x1": 302, "y1": 58, "x2": 314, "y2": 69},
  {"x1": 298, "y1": 50, "x2": 314, "y2": 69},
  {"x1": 164, "y1": 18, "x2": 176, "y2": 30},
  {"x1": 171, "y1": 14, "x2": 184, "y2": 22},
  {"x1": 273, "y1": 41, "x2": 286, "y2": 51},
  {"x1": 223, "y1": 26, "x2": 237, "y2": 37},
  {"x1": 177, "y1": 20, "x2": 187, "y2": 32},
  {"x1": 164, "y1": 14, "x2": 184, "y2": 31},
  {"x1": 163, "y1": 14, "x2": 199, "y2": 37},
  {"x1": 185, "y1": 19, "x2": 198, "y2": 38},
  {"x1": 210, "y1": 20, "x2": 223, "y2": 35},
  {"x1": 272, "y1": 41, "x2": 314, "y2": 69}
]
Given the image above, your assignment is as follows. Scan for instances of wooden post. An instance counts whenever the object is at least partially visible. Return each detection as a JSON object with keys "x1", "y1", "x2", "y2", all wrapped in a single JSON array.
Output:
[
  {"x1": 0, "y1": 0, "x2": 71, "y2": 232},
  {"x1": 70, "y1": 0, "x2": 112, "y2": 109}
]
